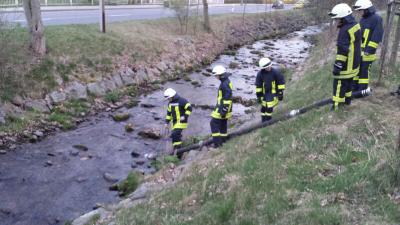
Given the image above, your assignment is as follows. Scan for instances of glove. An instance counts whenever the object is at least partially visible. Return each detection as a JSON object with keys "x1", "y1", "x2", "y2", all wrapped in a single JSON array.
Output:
[
  {"x1": 333, "y1": 61, "x2": 343, "y2": 75},
  {"x1": 278, "y1": 93, "x2": 283, "y2": 101}
]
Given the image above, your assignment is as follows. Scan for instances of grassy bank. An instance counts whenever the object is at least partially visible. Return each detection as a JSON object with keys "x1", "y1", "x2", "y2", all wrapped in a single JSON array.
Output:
[
  {"x1": 0, "y1": 10, "x2": 313, "y2": 102},
  {"x1": 102, "y1": 30, "x2": 400, "y2": 225}
]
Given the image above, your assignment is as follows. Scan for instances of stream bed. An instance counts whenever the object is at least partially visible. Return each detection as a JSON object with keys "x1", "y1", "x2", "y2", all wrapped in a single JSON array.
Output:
[{"x1": 0, "y1": 25, "x2": 322, "y2": 225}]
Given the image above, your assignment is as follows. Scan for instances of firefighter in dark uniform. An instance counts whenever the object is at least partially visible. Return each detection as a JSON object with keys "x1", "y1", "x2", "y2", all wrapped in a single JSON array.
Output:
[
  {"x1": 210, "y1": 65, "x2": 233, "y2": 148},
  {"x1": 164, "y1": 88, "x2": 192, "y2": 155},
  {"x1": 255, "y1": 57, "x2": 285, "y2": 122},
  {"x1": 329, "y1": 3, "x2": 362, "y2": 110},
  {"x1": 353, "y1": 0, "x2": 383, "y2": 92}
]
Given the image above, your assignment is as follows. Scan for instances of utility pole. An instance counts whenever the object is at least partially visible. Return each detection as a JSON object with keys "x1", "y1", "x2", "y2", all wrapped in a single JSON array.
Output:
[{"x1": 99, "y1": 0, "x2": 106, "y2": 33}]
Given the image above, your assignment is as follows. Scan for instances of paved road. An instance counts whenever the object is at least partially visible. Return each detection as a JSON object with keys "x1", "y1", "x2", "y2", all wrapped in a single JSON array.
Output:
[{"x1": 1, "y1": 4, "x2": 292, "y2": 26}]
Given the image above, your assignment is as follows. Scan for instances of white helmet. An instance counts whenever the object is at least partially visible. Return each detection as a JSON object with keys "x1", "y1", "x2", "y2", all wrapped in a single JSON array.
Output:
[
  {"x1": 353, "y1": 0, "x2": 373, "y2": 10},
  {"x1": 163, "y1": 88, "x2": 176, "y2": 100},
  {"x1": 329, "y1": 3, "x2": 352, "y2": 19},
  {"x1": 212, "y1": 65, "x2": 226, "y2": 76},
  {"x1": 259, "y1": 57, "x2": 272, "y2": 69}
]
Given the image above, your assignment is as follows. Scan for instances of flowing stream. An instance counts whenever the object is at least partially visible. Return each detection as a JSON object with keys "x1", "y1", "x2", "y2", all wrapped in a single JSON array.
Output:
[{"x1": 0, "y1": 25, "x2": 322, "y2": 225}]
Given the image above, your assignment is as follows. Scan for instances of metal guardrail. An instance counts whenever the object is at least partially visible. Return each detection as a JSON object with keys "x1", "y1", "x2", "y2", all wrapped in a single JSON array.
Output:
[{"x1": 0, "y1": 0, "x2": 164, "y2": 7}]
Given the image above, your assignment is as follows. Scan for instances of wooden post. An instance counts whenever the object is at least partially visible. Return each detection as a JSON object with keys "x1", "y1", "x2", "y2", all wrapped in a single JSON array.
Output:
[
  {"x1": 99, "y1": 0, "x2": 106, "y2": 33},
  {"x1": 378, "y1": 0, "x2": 395, "y2": 84}
]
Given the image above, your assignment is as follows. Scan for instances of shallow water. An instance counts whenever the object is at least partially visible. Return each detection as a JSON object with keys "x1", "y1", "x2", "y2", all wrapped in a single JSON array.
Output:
[{"x1": 0, "y1": 25, "x2": 322, "y2": 225}]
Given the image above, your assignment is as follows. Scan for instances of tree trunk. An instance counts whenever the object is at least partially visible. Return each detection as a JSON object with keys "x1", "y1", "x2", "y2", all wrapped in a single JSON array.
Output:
[
  {"x1": 202, "y1": 0, "x2": 211, "y2": 32},
  {"x1": 389, "y1": 19, "x2": 400, "y2": 72},
  {"x1": 378, "y1": 1, "x2": 395, "y2": 84},
  {"x1": 23, "y1": 0, "x2": 46, "y2": 57}
]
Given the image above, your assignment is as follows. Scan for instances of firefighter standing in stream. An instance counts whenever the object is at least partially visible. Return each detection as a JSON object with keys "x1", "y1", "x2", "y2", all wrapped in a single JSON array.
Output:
[
  {"x1": 164, "y1": 88, "x2": 192, "y2": 157},
  {"x1": 210, "y1": 65, "x2": 233, "y2": 148},
  {"x1": 255, "y1": 57, "x2": 285, "y2": 122},
  {"x1": 353, "y1": 0, "x2": 383, "y2": 92},
  {"x1": 329, "y1": 3, "x2": 362, "y2": 110}
]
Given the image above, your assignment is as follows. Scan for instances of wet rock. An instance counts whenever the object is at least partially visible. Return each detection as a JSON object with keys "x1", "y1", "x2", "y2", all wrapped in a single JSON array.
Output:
[
  {"x1": 202, "y1": 72, "x2": 211, "y2": 77},
  {"x1": 49, "y1": 91, "x2": 67, "y2": 104},
  {"x1": 131, "y1": 151, "x2": 140, "y2": 158},
  {"x1": 125, "y1": 123, "x2": 134, "y2": 132},
  {"x1": 103, "y1": 79, "x2": 117, "y2": 91},
  {"x1": 65, "y1": 81, "x2": 88, "y2": 100},
  {"x1": 191, "y1": 80, "x2": 201, "y2": 87},
  {"x1": 0, "y1": 150, "x2": 6, "y2": 155},
  {"x1": 71, "y1": 208, "x2": 110, "y2": 225},
  {"x1": 103, "y1": 173, "x2": 119, "y2": 183},
  {"x1": 232, "y1": 96, "x2": 257, "y2": 107},
  {"x1": 125, "y1": 100, "x2": 140, "y2": 109},
  {"x1": 144, "y1": 153, "x2": 157, "y2": 160},
  {"x1": 113, "y1": 113, "x2": 130, "y2": 122},
  {"x1": 135, "y1": 160, "x2": 145, "y2": 165},
  {"x1": 70, "y1": 149, "x2": 80, "y2": 156},
  {"x1": 87, "y1": 82, "x2": 106, "y2": 96},
  {"x1": 229, "y1": 62, "x2": 239, "y2": 69},
  {"x1": 140, "y1": 103, "x2": 156, "y2": 108},
  {"x1": 183, "y1": 150, "x2": 199, "y2": 162},
  {"x1": 45, "y1": 160, "x2": 53, "y2": 167},
  {"x1": 206, "y1": 68, "x2": 212, "y2": 73},
  {"x1": 138, "y1": 128, "x2": 161, "y2": 139},
  {"x1": 109, "y1": 183, "x2": 119, "y2": 191},
  {"x1": 73, "y1": 145, "x2": 89, "y2": 151},
  {"x1": 25, "y1": 99, "x2": 50, "y2": 113}
]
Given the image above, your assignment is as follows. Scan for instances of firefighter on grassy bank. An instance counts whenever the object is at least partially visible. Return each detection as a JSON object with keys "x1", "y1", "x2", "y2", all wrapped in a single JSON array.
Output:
[
  {"x1": 210, "y1": 65, "x2": 233, "y2": 148},
  {"x1": 329, "y1": 3, "x2": 362, "y2": 111},
  {"x1": 164, "y1": 88, "x2": 192, "y2": 156},
  {"x1": 255, "y1": 57, "x2": 285, "y2": 122},
  {"x1": 353, "y1": 0, "x2": 383, "y2": 92}
]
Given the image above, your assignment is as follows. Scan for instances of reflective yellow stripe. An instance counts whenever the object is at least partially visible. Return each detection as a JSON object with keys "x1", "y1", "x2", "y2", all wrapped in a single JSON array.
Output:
[
  {"x1": 347, "y1": 24, "x2": 360, "y2": 74},
  {"x1": 173, "y1": 123, "x2": 187, "y2": 129},
  {"x1": 211, "y1": 112, "x2": 232, "y2": 119},
  {"x1": 223, "y1": 100, "x2": 232, "y2": 104},
  {"x1": 368, "y1": 41, "x2": 378, "y2": 49},
  {"x1": 174, "y1": 105, "x2": 181, "y2": 123},
  {"x1": 168, "y1": 105, "x2": 171, "y2": 112},
  {"x1": 336, "y1": 55, "x2": 348, "y2": 61},
  {"x1": 271, "y1": 81, "x2": 276, "y2": 94},
  {"x1": 358, "y1": 78, "x2": 369, "y2": 84},
  {"x1": 256, "y1": 88, "x2": 263, "y2": 93},
  {"x1": 333, "y1": 80, "x2": 344, "y2": 104},
  {"x1": 212, "y1": 133, "x2": 221, "y2": 137},
  {"x1": 185, "y1": 111, "x2": 191, "y2": 116},
  {"x1": 220, "y1": 133, "x2": 228, "y2": 137},
  {"x1": 277, "y1": 85, "x2": 285, "y2": 90},
  {"x1": 263, "y1": 98, "x2": 278, "y2": 108},
  {"x1": 184, "y1": 103, "x2": 191, "y2": 110},
  {"x1": 353, "y1": 76, "x2": 359, "y2": 81},
  {"x1": 261, "y1": 112, "x2": 272, "y2": 116},
  {"x1": 173, "y1": 141, "x2": 182, "y2": 146},
  {"x1": 229, "y1": 82, "x2": 233, "y2": 90},
  {"x1": 362, "y1": 54, "x2": 377, "y2": 62},
  {"x1": 345, "y1": 91, "x2": 352, "y2": 98},
  {"x1": 362, "y1": 29, "x2": 370, "y2": 48},
  {"x1": 166, "y1": 115, "x2": 172, "y2": 120}
]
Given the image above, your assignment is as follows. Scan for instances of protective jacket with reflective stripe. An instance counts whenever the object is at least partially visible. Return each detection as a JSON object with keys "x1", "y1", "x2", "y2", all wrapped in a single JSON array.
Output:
[
  {"x1": 360, "y1": 7, "x2": 383, "y2": 61},
  {"x1": 211, "y1": 76, "x2": 233, "y2": 119},
  {"x1": 166, "y1": 95, "x2": 192, "y2": 129},
  {"x1": 334, "y1": 15, "x2": 362, "y2": 79},
  {"x1": 255, "y1": 67, "x2": 285, "y2": 101}
]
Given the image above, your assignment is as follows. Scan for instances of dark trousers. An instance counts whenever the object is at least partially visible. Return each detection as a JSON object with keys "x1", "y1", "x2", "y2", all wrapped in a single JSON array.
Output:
[
  {"x1": 332, "y1": 78, "x2": 353, "y2": 110},
  {"x1": 261, "y1": 106, "x2": 273, "y2": 122},
  {"x1": 210, "y1": 118, "x2": 228, "y2": 147},
  {"x1": 358, "y1": 60, "x2": 372, "y2": 91},
  {"x1": 171, "y1": 128, "x2": 183, "y2": 149}
]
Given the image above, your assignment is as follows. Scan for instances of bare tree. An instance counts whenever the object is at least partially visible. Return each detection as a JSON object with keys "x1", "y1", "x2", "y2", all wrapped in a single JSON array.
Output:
[
  {"x1": 202, "y1": 0, "x2": 211, "y2": 32},
  {"x1": 23, "y1": 0, "x2": 46, "y2": 57},
  {"x1": 171, "y1": 0, "x2": 189, "y2": 34}
]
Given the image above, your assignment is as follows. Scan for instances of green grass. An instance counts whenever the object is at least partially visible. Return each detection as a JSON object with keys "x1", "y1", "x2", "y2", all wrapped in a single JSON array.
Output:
[
  {"x1": 48, "y1": 100, "x2": 90, "y2": 130},
  {"x1": 117, "y1": 172, "x2": 143, "y2": 197},
  {"x1": 106, "y1": 31, "x2": 400, "y2": 225}
]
